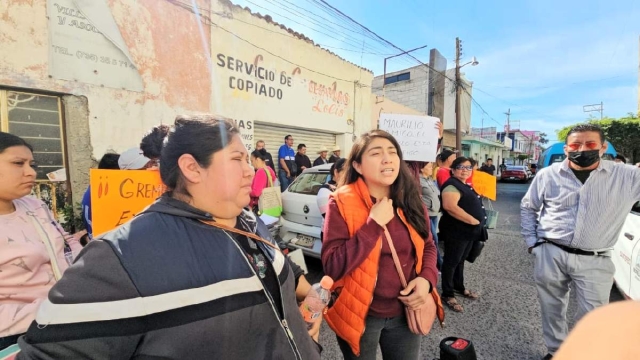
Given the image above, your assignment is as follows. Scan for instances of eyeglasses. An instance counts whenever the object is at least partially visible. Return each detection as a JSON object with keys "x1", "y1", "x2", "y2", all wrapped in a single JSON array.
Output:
[
  {"x1": 455, "y1": 165, "x2": 473, "y2": 171},
  {"x1": 566, "y1": 141, "x2": 600, "y2": 151}
]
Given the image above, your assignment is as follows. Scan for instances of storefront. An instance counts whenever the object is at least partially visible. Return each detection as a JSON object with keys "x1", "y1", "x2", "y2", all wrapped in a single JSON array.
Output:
[{"x1": 210, "y1": 1, "x2": 374, "y2": 156}]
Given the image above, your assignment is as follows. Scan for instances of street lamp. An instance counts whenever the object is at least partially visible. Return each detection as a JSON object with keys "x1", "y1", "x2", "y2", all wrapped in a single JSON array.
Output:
[{"x1": 455, "y1": 37, "x2": 479, "y2": 155}]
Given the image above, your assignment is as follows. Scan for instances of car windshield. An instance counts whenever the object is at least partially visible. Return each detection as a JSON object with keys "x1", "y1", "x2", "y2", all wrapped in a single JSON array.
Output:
[
  {"x1": 288, "y1": 172, "x2": 330, "y2": 195},
  {"x1": 506, "y1": 166, "x2": 524, "y2": 171}
]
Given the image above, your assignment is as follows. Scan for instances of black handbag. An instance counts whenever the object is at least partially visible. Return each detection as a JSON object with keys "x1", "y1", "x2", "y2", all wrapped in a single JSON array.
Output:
[{"x1": 466, "y1": 240, "x2": 485, "y2": 263}]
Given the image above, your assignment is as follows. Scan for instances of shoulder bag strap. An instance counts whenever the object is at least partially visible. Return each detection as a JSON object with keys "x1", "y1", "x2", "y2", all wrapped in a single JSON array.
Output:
[
  {"x1": 264, "y1": 168, "x2": 273, "y2": 187},
  {"x1": 26, "y1": 211, "x2": 63, "y2": 281},
  {"x1": 382, "y1": 226, "x2": 408, "y2": 288},
  {"x1": 199, "y1": 219, "x2": 280, "y2": 251}
]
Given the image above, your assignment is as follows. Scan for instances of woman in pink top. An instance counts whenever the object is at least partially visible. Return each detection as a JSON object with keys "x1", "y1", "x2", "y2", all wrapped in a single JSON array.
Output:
[
  {"x1": 0, "y1": 132, "x2": 83, "y2": 350},
  {"x1": 249, "y1": 149, "x2": 277, "y2": 211}
]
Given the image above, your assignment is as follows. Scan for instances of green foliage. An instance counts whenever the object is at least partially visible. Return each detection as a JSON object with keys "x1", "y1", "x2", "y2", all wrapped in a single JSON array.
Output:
[
  {"x1": 556, "y1": 114, "x2": 640, "y2": 162},
  {"x1": 60, "y1": 203, "x2": 85, "y2": 234},
  {"x1": 517, "y1": 154, "x2": 529, "y2": 161},
  {"x1": 538, "y1": 132, "x2": 549, "y2": 144}
]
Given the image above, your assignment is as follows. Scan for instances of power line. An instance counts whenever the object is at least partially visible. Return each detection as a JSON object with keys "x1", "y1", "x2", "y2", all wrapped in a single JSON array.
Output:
[
  {"x1": 244, "y1": 0, "x2": 389, "y2": 55},
  {"x1": 165, "y1": 0, "x2": 365, "y2": 83},
  {"x1": 314, "y1": 0, "x2": 457, "y2": 83}
]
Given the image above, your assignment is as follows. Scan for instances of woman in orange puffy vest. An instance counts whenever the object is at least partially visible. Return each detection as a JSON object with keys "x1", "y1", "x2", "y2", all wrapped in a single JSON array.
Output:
[{"x1": 322, "y1": 130, "x2": 443, "y2": 360}]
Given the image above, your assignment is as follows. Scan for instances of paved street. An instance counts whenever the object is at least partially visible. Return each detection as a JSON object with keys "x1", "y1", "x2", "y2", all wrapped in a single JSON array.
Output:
[{"x1": 308, "y1": 182, "x2": 623, "y2": 360}]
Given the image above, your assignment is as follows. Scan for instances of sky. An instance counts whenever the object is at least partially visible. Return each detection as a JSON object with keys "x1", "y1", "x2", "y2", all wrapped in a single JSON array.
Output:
[{"x1": 229, "y1": 0, "x2": 639, "y2": 143}]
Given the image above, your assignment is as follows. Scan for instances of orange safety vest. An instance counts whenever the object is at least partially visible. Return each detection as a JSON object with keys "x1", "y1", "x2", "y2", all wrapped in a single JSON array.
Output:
[{"x1": 324, "y1": 178, "x2": 444, "y2": 356}]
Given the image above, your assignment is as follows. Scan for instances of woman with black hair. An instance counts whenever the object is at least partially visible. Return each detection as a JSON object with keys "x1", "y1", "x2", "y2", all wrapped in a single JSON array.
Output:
[
  {"x1": 0, "y1": 132, "x2": 83, "y2": 351},
  {"x1": 322, "y1": 130, "x2": 443, "y2": 360},
  {"x1": 17, "y1": 116, "x2": 322, "y2": 360},
  {"x1": 250, "y1": 148, "x2": 277, "y2": 213},
  {"x1": 440, "y1": 156, "x2": 487, "y2": 313}
]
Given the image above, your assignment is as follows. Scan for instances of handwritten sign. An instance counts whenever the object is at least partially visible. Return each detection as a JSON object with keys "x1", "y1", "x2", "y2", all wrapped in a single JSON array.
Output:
[
  {"x1": 472, "y1": 171, "x2": 497, "y2": 201},
  {"x1": 90, "y1": 169, "x2": 166, "y2": 236},
  {"x1": 47, "y1": 0, "x2": 143, "y2": 91},
  {"x1": 378, "y1": 113, "x2": 440, "y2": 161}
]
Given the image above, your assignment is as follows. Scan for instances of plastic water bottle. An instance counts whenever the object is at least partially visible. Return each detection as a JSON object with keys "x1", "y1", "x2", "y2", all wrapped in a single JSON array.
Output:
[{"x1": 299, "y1": 276, "x2": 334, "y2": 330}]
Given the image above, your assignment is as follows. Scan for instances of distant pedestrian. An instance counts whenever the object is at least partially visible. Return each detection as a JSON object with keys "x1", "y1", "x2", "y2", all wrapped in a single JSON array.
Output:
[
  {"x1": 480, "y1": 158, "x2": 496, "y2": 175},
  {"x1": 249, "y1": 149, "x2": 277, "y2": 213},
  {"x1": 328, "y1": 145, "x2": 341, "y2": 163},
  {"x1": 255, "y1": 140, "x2": 275, "y2": 171},
  {"x1": 295, "y1": 143, "x2": 311, "y2": 176},
  {"x1": 436, "y1": 149, "x2": 456, "y2": 188},
  {"x1": 140, "y1": 124, "x2": 170, "y2": 168},
  {"x1": 521, "y1": 124, "x2": 640, "y2": 359},
  {"x1": 419, "y1": 162, "x2": 443, "y2": 270},
  {"x1": 313, "y1": 146, "x2": 329, "y2": 167},
  {"x1": 277, "y1": 135, "x2": 296, "y2": 191}
]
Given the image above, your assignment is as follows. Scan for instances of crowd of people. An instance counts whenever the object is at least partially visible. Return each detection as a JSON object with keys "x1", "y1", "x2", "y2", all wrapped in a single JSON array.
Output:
[{"x1": 1, "y1": 119, "x2": 639, "y2": 360}]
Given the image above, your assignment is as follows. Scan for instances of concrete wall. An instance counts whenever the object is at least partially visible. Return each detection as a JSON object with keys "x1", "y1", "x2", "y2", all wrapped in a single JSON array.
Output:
[
  {"x1": 371, "y1": 65, "x2": 429, "y2": 114},
  {"x1": 1, "y1": 0, "x2": 373, "y2": 200},
  {"x1": 210, "y1": 1, "x2": 373, "y2": 150},
  {"x1": 372, "y1": 66, "x2": 472, "y2": 139},
  {"x1": 0, "y1": 0, "x2": 213, "y2": 155}
]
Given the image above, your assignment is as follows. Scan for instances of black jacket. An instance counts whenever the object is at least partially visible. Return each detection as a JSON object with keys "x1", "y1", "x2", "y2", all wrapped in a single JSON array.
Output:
[
  {"x1": 17, "y1": 195, "x2": 321, "y2": 360},
  {"x1": 313, "y1": 156, "x2": 328, "y2": 167},
  {"x1": 295, "y1": 153, "x2": 312, "y2": 176}
]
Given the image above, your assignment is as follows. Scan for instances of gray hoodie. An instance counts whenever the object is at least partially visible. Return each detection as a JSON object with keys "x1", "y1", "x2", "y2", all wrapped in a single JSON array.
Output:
[{"x1": 420, "y1": 175, "x2": 441, "y2": 217}]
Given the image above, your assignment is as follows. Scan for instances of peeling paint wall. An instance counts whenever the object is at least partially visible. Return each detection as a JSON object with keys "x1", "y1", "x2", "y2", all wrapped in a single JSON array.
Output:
[
  {"x1": 0, "y1": 0, "x2": 212, "y2": 197},
  {"x1": 0, "y1": 1, "x2": 212, "y2": 155},
  {"x1": 1, "y1": 0, "x2": 374, "y2": 200}
]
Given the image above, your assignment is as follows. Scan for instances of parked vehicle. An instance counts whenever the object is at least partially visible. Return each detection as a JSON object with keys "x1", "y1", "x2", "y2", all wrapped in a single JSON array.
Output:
[
  {"x1": 499, "y1": 165, "x2": 530, "y2": 183},
  {"x1": 537, "y1": 141, "x2": 617, "y2": 170},
  {"x1": 279, "y1": 164, "x2": 332, "y2": 258},
  {"x1": 612, "y1": 202, "x2": 640, "y2": 300}
]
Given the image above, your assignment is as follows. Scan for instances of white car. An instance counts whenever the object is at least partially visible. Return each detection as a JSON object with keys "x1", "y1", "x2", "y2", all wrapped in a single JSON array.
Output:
[
  {"x1": 612, "y1": 202, "x2": 640, "y2": 299},
  {"x1": 279, "y1": 164, "x2": 333, "y2": 258}
]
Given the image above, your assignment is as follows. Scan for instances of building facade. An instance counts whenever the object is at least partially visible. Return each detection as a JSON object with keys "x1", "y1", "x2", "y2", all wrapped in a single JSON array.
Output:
[
  {"x1": 371, "y1": 64, "x2": 472, "y2": 149},
  {"x1": 0, "y1": 0, "x2": 373, "y2": 206}
]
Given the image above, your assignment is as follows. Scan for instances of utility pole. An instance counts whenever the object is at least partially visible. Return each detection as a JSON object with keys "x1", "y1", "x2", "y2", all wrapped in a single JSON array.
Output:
[
  {"x1": 583, "y1": 102, "x2": 604, "y2": 120},
  {"x1": 455, "y1": 37, "x2": 462, "y2": 155}
]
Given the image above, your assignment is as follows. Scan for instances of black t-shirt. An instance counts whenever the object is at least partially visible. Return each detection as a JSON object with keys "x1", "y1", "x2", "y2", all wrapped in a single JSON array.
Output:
[
  {"x1": 232, "y1": 224, "x2": 283, "y2": 317},
  {"x1": 571, "y1": 168, "x2": 594, "y2": 184}
]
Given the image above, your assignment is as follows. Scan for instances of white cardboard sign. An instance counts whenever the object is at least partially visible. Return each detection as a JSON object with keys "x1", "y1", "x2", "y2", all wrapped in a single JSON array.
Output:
[{"x1": 378, "y1": 113, "x2": 440, "y2": 162}]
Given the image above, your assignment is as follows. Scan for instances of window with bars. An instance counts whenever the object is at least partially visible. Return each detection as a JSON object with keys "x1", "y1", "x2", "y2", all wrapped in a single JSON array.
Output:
[{"x1": 0, "y1": 90, "x2": 67, "y2": 181}]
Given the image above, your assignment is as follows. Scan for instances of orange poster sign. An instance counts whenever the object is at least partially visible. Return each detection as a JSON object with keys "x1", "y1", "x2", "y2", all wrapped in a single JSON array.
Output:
[
  {"x1": 472, "y1": 171, "x2": 497, "y2": 201},
  {"x1": 90, "y1": 169, "x2": 166, "y2": 236}
]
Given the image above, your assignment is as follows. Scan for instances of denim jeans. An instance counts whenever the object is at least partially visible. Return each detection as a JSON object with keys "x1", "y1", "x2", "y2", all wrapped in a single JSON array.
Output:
[
  {"x1": 278, "y1": 169, "x2": 292, "y2": 192},
  {"x1": 429, "y1": 216, "x2": 442, "y2": 270},
  {"x1": 336, "y1": 314, "x2": 421, "y2": 360}
]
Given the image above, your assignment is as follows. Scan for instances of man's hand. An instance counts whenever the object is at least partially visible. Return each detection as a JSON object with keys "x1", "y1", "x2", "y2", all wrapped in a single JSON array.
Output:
[
  {"x1": 528, "y1": 246, "x2": 534, "y2": 254},
  {"x1": 398, "y1": 277, "x2": 432, "y2": 310},
  {"x1": 286, "y1": 171, "x2": 291, "y2": 178}
]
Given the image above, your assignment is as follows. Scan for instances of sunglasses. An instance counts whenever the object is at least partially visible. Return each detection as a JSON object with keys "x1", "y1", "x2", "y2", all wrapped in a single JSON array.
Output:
[
  {"x1": 566, "y1": 142, "x2": 600, "y2": 151},
  {"x1": 455, "y1": 165, "x2": 473, "y2": 171}
]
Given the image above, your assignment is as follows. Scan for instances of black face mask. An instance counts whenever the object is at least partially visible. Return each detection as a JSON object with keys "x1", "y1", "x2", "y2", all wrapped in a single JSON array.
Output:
[{"x1": 568, "y1": 150, "x2": 601, "y2": 168}]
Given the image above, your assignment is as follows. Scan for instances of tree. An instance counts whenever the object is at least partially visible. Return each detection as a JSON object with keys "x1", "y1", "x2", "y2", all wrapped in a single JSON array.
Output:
[
  {"x1": 517, "y1": 154, "x2": 529, "y2": 164},
  {"x1": 538, "y1": 132, "x2": 549, "y2": 144},
  {"x1": 556, "y1": 115, "x2": 640, "y2": 163}
]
